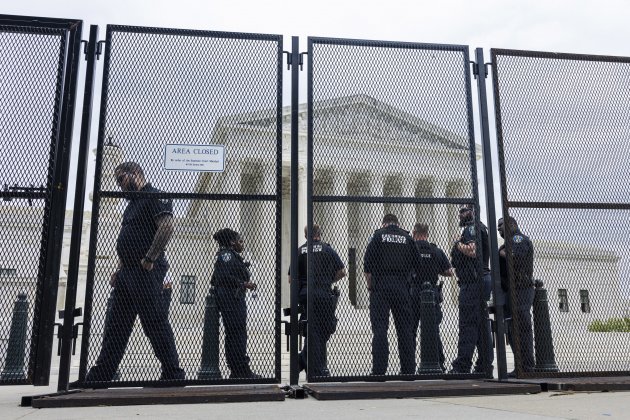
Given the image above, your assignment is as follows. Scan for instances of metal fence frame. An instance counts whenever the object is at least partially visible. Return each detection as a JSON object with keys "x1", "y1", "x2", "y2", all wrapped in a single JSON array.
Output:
[
  {"x1": 76, "y1": 24, "x2": 284, "y2": 388},
  {"x1": 491, "y1": 48, "x2": 630, "y2": 379},
  {"x1": 0, "y1": 14, "x2": 82, "y2": 386},
  {"x1": 305, "y1": 37, "x2": 489, "y2": 383}
]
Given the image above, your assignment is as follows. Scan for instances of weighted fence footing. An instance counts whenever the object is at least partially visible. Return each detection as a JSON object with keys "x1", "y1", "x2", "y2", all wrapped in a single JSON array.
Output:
[
  {"x1": 282, "y1": 384, "x2": 306, "y2": 399},
  {"x1": 533, "y1": 280, "x2": 559, "y2": 372},
  {"x1": 418, "y1": 282, "x2": 442, "y2": 374},
  {"x1": 198, "y1": 291, "x2": 222, "y2": 380},
  {"x1": 1, "y1": 293, "x2": 28, "y2": 381}
]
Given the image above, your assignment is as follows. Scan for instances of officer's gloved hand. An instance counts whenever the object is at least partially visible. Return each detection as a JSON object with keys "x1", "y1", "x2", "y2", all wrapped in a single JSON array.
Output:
[{"x1": 243, "y1": 281, "x2": 257, "y2": 291}]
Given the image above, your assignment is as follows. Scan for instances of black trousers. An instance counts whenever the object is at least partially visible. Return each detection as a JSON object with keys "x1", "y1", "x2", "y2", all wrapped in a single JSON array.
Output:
[
  {"x1": 411, "y1": 288, "x2": 445, "y2": 370},
  {"x1": 369, "y1": 276, "x2": 414, "y2": 375},
  {"x1": 85, "y1": 266, "x2": 183, "y2": 382},
  {"x1": 298, "y1": 287, "x2": 338, "y2": 376},
  {"x1": 451, "y1": 273, "x2": 493, "y2": 373},
  {"x1": 215, "y1": 286, "x2": 251, "y2": 376},
  {"x1": 505, "y1": 287, "x2": 535, "y2": 372}
]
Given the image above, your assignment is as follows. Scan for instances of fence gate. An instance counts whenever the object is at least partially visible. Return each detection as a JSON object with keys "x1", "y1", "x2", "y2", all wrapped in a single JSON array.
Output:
[
  {"x1": 306, "y1": 38, "x2": 490, "y2": 382},
  {"x1": 492, "y1": 49, "x2": 630, "y2": 378},
  {"x1": 0, "y1": 15, "x2": 82, "y2": 386},
  {"x1": 77, "y1": 25, "x2": 283, "y2": 387}
]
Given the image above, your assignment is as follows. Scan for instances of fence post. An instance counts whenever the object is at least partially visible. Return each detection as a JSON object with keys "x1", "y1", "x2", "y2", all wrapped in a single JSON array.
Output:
[
  {"x1": 533, "y1": 280, "x2": 559, "y2": 372},
  {"x1": 1, "y1": 293, "x2": 28, "y2": 381},
  {"x1": 198, "y1": 291, "x2": 221, "y2": 380},
  {"x1": 418, "y1": 282, "x2": 442, "y2": 374}
]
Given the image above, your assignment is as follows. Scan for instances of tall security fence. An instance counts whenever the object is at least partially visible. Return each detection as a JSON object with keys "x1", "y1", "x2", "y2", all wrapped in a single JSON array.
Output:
[
  {"x1": 76, "y1": 25, "x2": 283, "y2": 388},
  {"x1": 0, "y1": 15, "x2": 82, "y2": 385},
  {"x1": 3, "y1": 12, "x2": 630, "y2": 395},
  {"x1": 492, "y1": 49, "x2": 630, "y2": 377},
  {"x1": 305, "y1": 38, "x2": 493, "y2": 382}
]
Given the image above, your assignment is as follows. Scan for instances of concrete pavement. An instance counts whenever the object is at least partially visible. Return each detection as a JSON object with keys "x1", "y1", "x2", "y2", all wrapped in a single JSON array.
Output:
[{"x1": 1, "y1": 375, "x2": 627, "y2": 419}]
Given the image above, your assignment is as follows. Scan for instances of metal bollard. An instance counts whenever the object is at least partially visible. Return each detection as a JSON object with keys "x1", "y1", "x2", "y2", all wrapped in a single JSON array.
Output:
[
  {"x1": 533, "y1": 280, "x2": 559, "y2": 372},
  {"x1": 418, "y1": 282, "x2": 442, "y2": 374},
  {"x1": 198, "y1": 290, "x2": 221, "y2": 380},
  {"x1": 1, "y1": 293, "x2": 28, "y2": 381}
]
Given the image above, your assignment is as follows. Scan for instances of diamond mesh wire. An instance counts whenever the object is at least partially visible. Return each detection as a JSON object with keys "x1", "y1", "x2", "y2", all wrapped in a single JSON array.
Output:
[
  {"x1": 307, "y1": 39, "x2": 486, "y2": 380},
  {"x1": 492, "y1": 49, "x2": 630, "y2": 376},
  {"x1": 0, "y1": 26, "x2": 67, "y2": 385},
  {"x1": 80, "y1": 26, "x2": 282, "y2": 386}
]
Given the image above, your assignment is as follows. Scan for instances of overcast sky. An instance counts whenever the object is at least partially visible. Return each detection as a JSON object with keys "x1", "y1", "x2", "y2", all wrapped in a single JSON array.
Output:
[
  {"x1": 4, "y1": 1, "x2": 630, "y2": 297},
  {"x1": 5, "y1": 0, "x2": 630, "y2": 56}
]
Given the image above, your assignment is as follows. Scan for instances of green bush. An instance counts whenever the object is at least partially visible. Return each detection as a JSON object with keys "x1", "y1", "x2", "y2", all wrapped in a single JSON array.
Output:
[{"x1": 588, "y1": 317, "x2": 630, "y2": 332}]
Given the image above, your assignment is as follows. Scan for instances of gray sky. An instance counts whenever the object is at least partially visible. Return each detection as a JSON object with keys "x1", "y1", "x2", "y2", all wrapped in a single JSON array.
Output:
[
  {"x1": 6, "y1": 0, "x2": 630, "y2": 56},
  {"x1": 5, "y1": 0, "x2": 630, "y2": 297}
]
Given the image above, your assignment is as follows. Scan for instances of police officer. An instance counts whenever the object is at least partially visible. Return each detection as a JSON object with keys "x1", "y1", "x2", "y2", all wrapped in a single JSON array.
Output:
[
  {"x1": 498, "y1": 216, "x2": 535, "y2": 377},
  {"x1": 84, "y1": 162, "x2": 184, "y2": 384},
  {"x1": 290, "y1": 225, "x2": 346, "y2": 376},
  {"x1": 411, "y1": 223, "x2": 453, "y2": 372},
  {"x1": 449, "y1": 204, "x2": 494, "y2": 375},
  {"x1": 364, "y1": 214, "x2": 422, "y2": 375},
  {"x1": 211, "y1": 228, "x2": 261, "y2": 379}
]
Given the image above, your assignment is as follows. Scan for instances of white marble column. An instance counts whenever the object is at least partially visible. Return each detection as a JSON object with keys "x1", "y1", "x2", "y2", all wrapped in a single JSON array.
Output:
[{"x1": 349, "y1": 173, "x2": 383, "y2": 309}]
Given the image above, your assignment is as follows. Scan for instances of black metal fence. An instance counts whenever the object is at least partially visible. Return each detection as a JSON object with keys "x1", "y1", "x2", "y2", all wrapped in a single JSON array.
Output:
[
  {"x1": 492, "y1": 49, "x2": 630, "y2": 377},
  {"x1": 305, "y1": 38, "x2": 492, "y2": 382},
  {"x1": 0, "y1": 15, "x2": 82, "y2": 386},
  {"x1": 76, "y1": 25, "x2": 283, "y2": 388},
  {"x1": 3, "y1": 13, "x2": 630, "y2": 393}
]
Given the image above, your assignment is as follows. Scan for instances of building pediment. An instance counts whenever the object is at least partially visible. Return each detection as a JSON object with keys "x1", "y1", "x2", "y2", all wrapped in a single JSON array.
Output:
[{"x1": 217, "y1": 94, "x2": 470, "y2": 151}]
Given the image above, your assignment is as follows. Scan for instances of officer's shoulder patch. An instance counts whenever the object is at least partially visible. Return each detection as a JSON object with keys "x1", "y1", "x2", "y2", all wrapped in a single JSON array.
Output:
[
  {"x1": 221, "y1": 252, "x2": 232, "y2": 262},
  {"x1": 467, "y1": 225, "x2": 475, "y2": 235},
  {"x1": 513, "y1": 235, "x2": 524, "y2": 243}
]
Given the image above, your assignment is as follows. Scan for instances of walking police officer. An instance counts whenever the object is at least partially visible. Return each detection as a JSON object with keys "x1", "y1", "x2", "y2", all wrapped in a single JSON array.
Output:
[
  {"x1": 211, "y1": 228, "x2": 261, "y2": 379},
  {"x1": 411, "y1": 223, "x2": 453, "y2": 372},
  {"x1": 290, "y1": 225, "x2": 346, "y2": 377},
  {"x1": 364, "y1": 214, "x2": 422, "y2": 375},
  {"x1": 84, "y1": 162, "x2": 184, "y2": 384},
  {"x1": 449, "y1": 204, "x2": 494, "y2": 375},
  {"x1": 498, "y1": 216, "x2": 535, "y2": 377}
]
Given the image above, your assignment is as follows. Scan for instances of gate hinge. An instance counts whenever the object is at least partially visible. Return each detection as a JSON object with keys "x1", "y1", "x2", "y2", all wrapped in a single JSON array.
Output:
[
  {"x1": 96, "y1": 40, "x2": 106, "y2": 60},
  {"x1": 471, "y1": 61, "x2": 491, "y2": 79},
  {"x1": 81, "y1": 40, "x2": 106, "y2": 61},
  {"x1": 283, "y1": 51, "x2": 308, "y2": 71}
]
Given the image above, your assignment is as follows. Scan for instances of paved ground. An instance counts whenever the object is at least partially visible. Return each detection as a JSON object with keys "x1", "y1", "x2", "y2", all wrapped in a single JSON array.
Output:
[{"x1": 1, "y1": 375, "x2": 627, "y2": 419}]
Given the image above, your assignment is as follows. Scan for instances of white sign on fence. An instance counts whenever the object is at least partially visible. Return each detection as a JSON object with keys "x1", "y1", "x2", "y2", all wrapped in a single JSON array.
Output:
[{"x1": 163, "y1": 144, "x2": 225, "y2": 172}]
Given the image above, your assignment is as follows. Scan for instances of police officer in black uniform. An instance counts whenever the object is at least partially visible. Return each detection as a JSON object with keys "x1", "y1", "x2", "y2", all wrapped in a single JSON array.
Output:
[
  {"x1": 364, "y1": 214, "x2": 422, "y2": 375},
  {"x1": 498, "y1": 216, "x2": 535, "y2": 377},
  {"x1": 411, "y1": 223, "x2": 454, "y2": 372},
  {"x1": 449, "y1": 204, "x2": 494, "y2": 375},
  {"x1": 211, "y1": 228, "x2": 261, "y2": 379},
  {"x1": 84, "y1": 162, "x2": 184, "y2": 384},
  {"x1": 290, "y1": 225, "x2": 346, "y2": 376}
]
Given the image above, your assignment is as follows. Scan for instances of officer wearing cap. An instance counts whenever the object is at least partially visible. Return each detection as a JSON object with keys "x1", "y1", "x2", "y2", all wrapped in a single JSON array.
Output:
[
  {"x1": 84, "y1": 161, "x2": 184, "y2": 384},
  {"x1": 211, "y1": 228, "x2": 261, "y2": 379},
  {"x1": 290, "y1": 224, "x2": 346, "y2": 377},
  {"x1": 411, "y1": 223, "x2": 454, "y2": 372},
  {"x1": 449, "y1": 204, "x2": 494, "y2": 375},
  {"x1": 364, "y1": 214, "x2": 422, "y2": 375},
  {"x1": 498, "y1": 216, "x2": 535, "y2": 376}
]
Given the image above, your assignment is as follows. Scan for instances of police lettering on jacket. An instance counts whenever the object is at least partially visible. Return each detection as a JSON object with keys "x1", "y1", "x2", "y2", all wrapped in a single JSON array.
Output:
[
  {"x1": 414, "y1": 240, "x2": 451, "y2": 286},
  {"x1": 294, "y1": 240, "x2": 344, "y2": 290},
  {"x1": 364, "y1": 225, "x2": 421, "y2": 277}
]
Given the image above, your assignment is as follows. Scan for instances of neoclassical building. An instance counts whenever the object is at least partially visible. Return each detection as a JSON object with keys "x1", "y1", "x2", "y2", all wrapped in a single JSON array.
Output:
[{"x1": 2, "y1": 95, "x2": 628, "y2": 377}]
